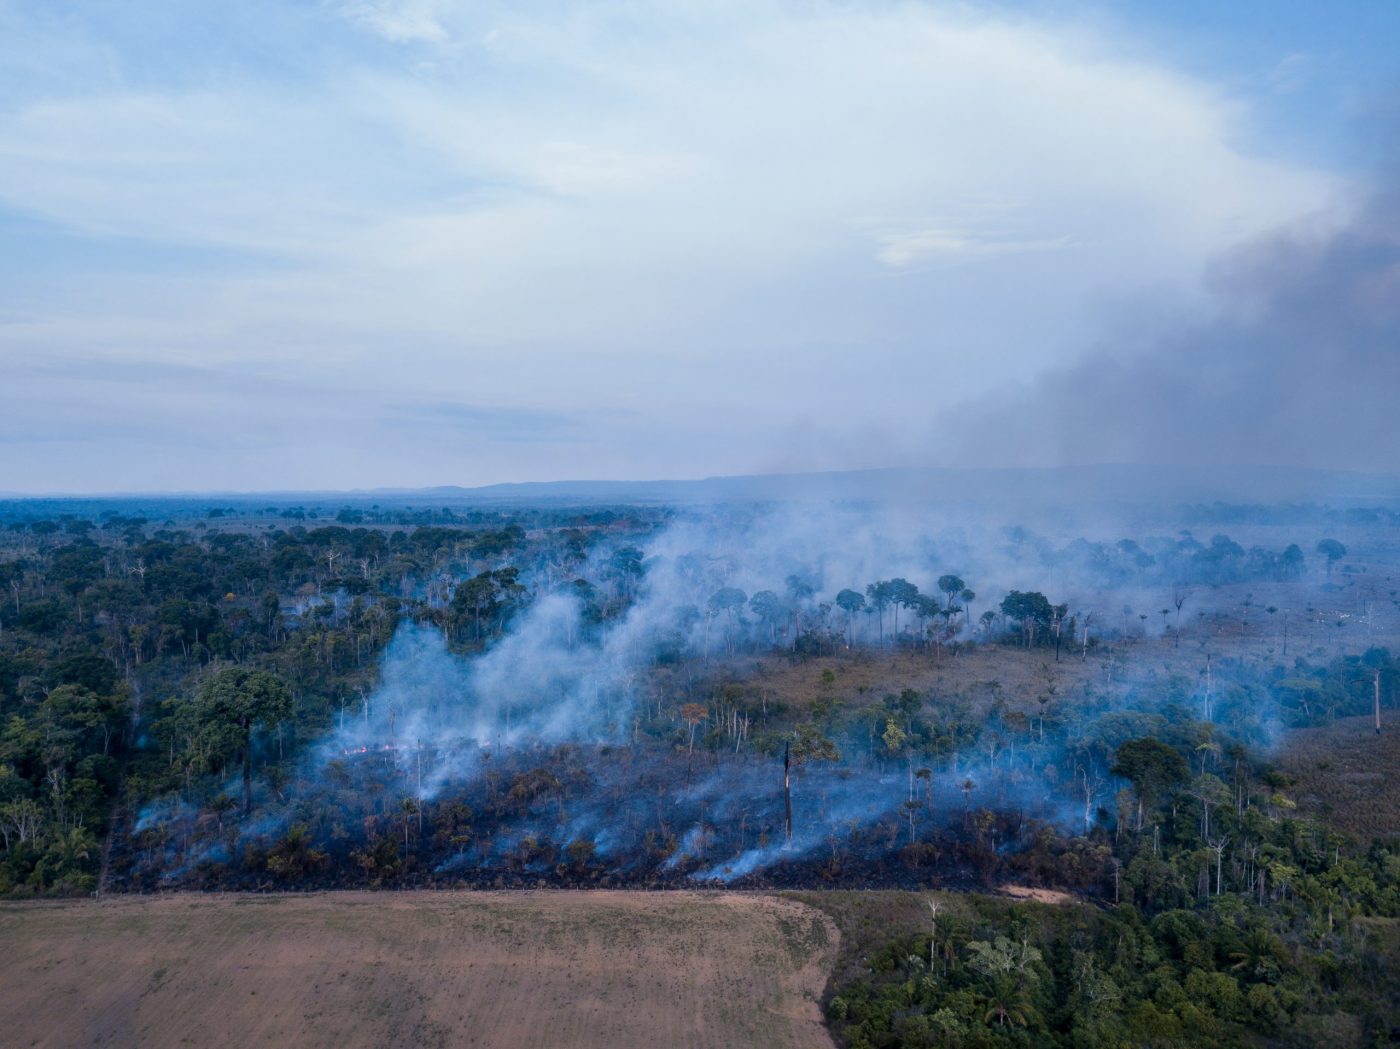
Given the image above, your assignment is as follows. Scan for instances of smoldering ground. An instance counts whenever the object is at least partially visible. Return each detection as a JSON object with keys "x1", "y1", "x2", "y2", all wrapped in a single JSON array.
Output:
[{"x1": 115, "y1": 496, "x2": 1371, "y2": 890}]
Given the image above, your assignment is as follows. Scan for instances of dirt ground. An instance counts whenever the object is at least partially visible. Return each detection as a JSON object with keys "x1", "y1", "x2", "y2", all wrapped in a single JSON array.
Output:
[{"x1": 0, "y1": 891, "x2": 839, "y2": 1049}]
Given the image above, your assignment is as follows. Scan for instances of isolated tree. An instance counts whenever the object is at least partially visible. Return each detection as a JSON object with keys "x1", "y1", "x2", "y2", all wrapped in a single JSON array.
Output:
[
  {"x1": 882, "y1": 716, "x2": 908, "y2": 757},
  {"x1": 680, "y1": 703, "x2": 708, "y2": 761},
  {"x1": 1051, "y1": 603, "x2": 1069, "y2": 660},
  {"x1": 748, "y1": 590, "x2": 785, "y2": 646},
  {"x1": 1172, "y1": 589, "x2": 1188, "y2": 647},
  {"x1": 782, "y1": 724, "x2": 839, "y2": 843},
  {"x1": 1279, "y1": 543, "x2": 1305, "y2": 578},
  {"x1": 194, "y1": 666, "x2": 293, "y2": 815},
  {"x1": 865, "y1": 581, "x2": 891, "y2": 643},
  {"x1": 1316, "y1": 539, "x2": 1346, "y2": 578},
  {"x1": 912, "y1": 594, "x2": 941, "y2": 649},
  {"x1": 784, "y1": 573, "x2": 816, "y2": 638},
  {"x1": 1000, "y1": 590, "x2": 1054, "y2": 646},
  {"x1": 937, "y1": 574, "x2": 965, "y2": 612},
  {"x1": 885, "y1": 578, "x2": 919, "y2": 640},
  {"x1": 790, "y1": 722, "x2": 841, "y2": 766},
  {"x1": 835, "y1": 589, "x2": 865, "y2": 647},
  {"x1": 959, "y1": 589, "x2": 975, "y2": 627}
]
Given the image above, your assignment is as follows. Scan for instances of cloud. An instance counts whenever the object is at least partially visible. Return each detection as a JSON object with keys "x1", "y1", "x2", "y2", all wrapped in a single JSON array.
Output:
[
  {"x1": 876, "y1": 226, "x2": 1074, "y2": 267},
  {"x1": 937, "y1": 146, "x2": 1400, "y2": 472},
  {"x1": 382, "y1": 400, "x2": 588, "y2": 443},
  {"x1": 0, "y1": 1, "x2": 1351, "y2": 490},
  {"x1": 337, "y1": 0, "x2": 451, "y2": 44},
  {"x1": 1264, "y1": 52, "x2": 1314, "y2": 96}
]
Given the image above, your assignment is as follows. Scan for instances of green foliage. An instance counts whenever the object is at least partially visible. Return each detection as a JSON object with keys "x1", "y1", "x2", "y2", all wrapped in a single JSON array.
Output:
[
  {"x1": 266, "y1": 822, "x2": 329, "y2": 880},
  {"x1": 0, "y1": 506, "x2": 562, "y2": 893},
  {"x1": 823, "y1": 891, "x2": 1400, "y2": 1049},
  {"x1": 1113, "y1": 737, "x2": 1190, "y2": 815}
]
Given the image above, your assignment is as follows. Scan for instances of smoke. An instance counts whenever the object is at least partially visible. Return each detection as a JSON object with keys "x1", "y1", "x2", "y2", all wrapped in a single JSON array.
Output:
[
  {"x1": 120, "y1": 490, "x2": 1376, "y2": 890},
  {"x1": 940, "y1": 136, "x2": 1400, "y2": 473},
  {"x1": 268, "y1": 503, "x2": 1315, "y2": 879}
]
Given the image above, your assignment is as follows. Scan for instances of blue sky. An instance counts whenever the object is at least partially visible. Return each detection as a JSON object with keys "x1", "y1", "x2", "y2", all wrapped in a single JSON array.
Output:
[{"x1": 0, "y1": 0, "x2": 1395, "y2": 492}]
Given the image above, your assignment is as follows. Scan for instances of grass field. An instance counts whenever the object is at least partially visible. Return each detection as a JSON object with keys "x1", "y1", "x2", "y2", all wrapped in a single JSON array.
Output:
[
  {"x1": 0, "y1": 891, "x2": 838, "y2": 1049},
  {"x1": 1281, "y1": 715, "x2": 1400, "y2": 839}
]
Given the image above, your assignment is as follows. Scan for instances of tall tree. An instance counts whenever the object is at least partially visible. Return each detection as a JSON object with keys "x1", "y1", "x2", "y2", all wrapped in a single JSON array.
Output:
[
  {"x1": 885, "y1": 578, "x2": 919, "y2": 641},
  {"x1": 1316, "y1": 538, "x2": 1346, "y2": 578},
  {"x1": 194, "y1": 667, "x2": 293, "y2": 815},
  {"x1": 1111, "y1": 737, "x2": 1189, "y2": 832},
  {"x1": 1000, "y1": 590, "x2": 1055, "y2": 647},
  {"x1": 937, "y1": 574, "x2": 965, "y2": 612},
  {"x1": 748, "y1": 590, "x2": 785, "y2": 647},
  {"x1": 835, "y1": 589, "x2": 865, "y2": 648},
  {"x1": 865, "y1": 581, "x2": 891, "y2": 644}
]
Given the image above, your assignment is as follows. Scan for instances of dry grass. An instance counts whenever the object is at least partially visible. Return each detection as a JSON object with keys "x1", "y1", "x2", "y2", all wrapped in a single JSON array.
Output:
[
  {"x1": 0, "y1": 891, "x2": 838, "y2": 1049},
  {"x1": 998, "y1": 884, "x2": 1077, "y2": 904},
  {"x1": 1280, "y1": 715, "x2": 1400, "y2": 839},
  {"x1": 709, "y1": 645, "x2": 1101, "y2": 717}
]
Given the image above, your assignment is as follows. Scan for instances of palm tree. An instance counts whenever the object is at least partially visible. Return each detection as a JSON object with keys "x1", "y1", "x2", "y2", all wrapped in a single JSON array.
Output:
[
  {"x1": 1228, "y1": 927, "x2": 1286, "y2": 978},
  {"x1": 982, "y1": 977, "x2": 1034, "y2": 1028}
]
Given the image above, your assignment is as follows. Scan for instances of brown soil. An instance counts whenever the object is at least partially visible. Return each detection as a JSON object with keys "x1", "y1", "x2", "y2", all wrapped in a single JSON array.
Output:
[{"x1": 0, "y1": 891, "x2": 838, "y2": 1049}]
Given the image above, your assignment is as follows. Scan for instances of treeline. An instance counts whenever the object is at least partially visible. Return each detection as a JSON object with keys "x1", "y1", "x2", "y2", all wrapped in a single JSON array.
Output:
[
  {"x1": 825, "y1": 871, "x2": 1400, "y2": 1048},
  {"x1": 1004, "y1": 527, "x2": 1315, "y2": 588},
  {"x1": 661, "y1": 574, "x2": 1076, "y2": 658}
]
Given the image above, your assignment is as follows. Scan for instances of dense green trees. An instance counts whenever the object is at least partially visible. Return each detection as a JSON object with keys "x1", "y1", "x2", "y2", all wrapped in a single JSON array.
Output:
[
  {"x1": 826, "y1": 873, "x2": 1400, "y2": 1048},
  {"x1": 448, "y1": 567, "x2": 525, "y2": 642},
  {"x1": 0, "y1": 504, "x2": 582, "y2": 892},
  {"x1": 191, "y1": 668, "x2": 292, "y2": 814}
]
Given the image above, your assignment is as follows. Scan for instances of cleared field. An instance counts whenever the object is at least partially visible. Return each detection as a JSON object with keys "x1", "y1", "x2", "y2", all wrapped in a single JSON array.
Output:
[
  {"x1": 0, "y1": 891, "x2": 838, "y2": 1049},
  {"x1": 1281, "y1": 715, "x2": 1400, "y2": 839}
]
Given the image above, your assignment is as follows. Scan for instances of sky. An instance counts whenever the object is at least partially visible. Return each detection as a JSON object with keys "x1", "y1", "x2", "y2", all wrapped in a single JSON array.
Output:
[{"x1": 1, "y1": 0, "x2": 1397, "y2": 493}]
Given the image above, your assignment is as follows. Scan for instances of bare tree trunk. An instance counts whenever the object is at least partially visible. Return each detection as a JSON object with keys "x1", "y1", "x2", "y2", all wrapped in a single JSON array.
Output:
[
  {"x1": 241, "y1": 722, "x2": 252, "y2": 816},
  {"x1": 1376, "y1": 669, "x2": 1383, "y2": 735},
  {"x1": 783, "y1": 742, "x2": 793, "y2": 843}
]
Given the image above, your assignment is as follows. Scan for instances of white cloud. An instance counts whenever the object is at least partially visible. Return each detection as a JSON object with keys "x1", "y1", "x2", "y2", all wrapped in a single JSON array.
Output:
[
  {"x1": 875, "y1": 222, "x2": 1075, "y2": 267},
  {"x1": 0, "y1": 0, "x2": 1347, "y2": 490},
  {"x1": 337, "y1": 0, "x2": 451, "y2": 44}
]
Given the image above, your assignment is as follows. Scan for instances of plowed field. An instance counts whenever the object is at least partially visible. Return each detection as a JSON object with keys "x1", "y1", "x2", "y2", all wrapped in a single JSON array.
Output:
[{"x1": 0, "y1": 891, "x2": 838, "y2": 1049}]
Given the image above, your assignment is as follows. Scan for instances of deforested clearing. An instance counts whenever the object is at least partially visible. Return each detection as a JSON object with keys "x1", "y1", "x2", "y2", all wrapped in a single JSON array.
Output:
[
  {"x1": 1282, "y1": 714, "x2": 1400, "y2": 839},
  {"x1": 0, "y1": 891, "x2": 838, "y2": 1049}
]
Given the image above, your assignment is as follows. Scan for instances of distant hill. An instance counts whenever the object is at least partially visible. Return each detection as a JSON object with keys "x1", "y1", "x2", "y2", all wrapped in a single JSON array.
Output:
[
  {"x1": 4, "y1": 463, "x2": 1399, "y2": 512},
  {"x1": 373, "y1": 464, "x2": 1400, "y2": 509}
]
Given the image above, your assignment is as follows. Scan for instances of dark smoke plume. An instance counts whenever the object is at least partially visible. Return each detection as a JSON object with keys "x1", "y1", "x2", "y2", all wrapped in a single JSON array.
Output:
[{"x1": 947, "y1": 142, "x2": 1400, "y2": 474}]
